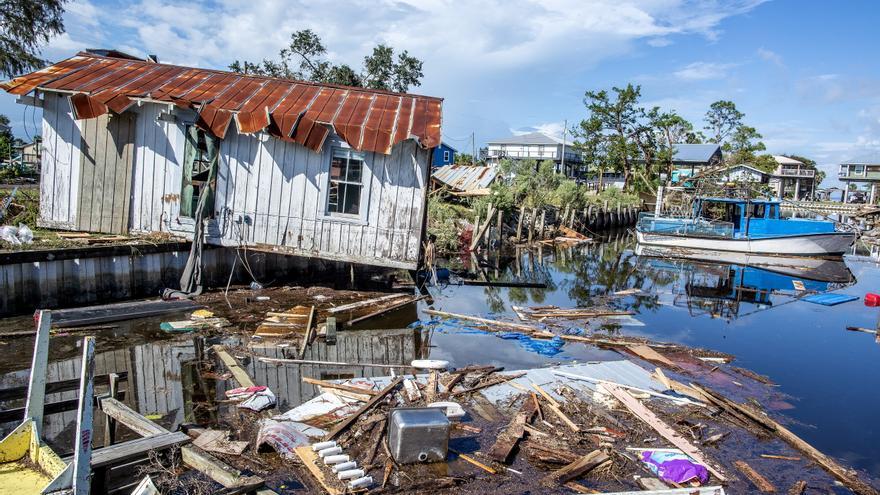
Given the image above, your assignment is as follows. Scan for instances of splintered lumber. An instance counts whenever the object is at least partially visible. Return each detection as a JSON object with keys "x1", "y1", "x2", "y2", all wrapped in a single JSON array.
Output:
[
  {"x1": 365, "y1": 419, "x2": 386, "y2": 465},
  {"x1": 760, "y1": 454, "x2": 801, "y2": 461},
  {"x1": 324, "y1": 377, "x2": 403, "y2": 440},
  {"x1": 213, "y1": 345, "x2": 256, "y2": 388},
  {"x1": 328, "y1": 294, "x2": 408, "y2": 313},
  {"x1": 345, "y1": 295, "x2": 427, "y2": 326},
  {"x1": 563, "y1": 481, "x2": 598, "y2": 493},
  {"x1": 559, "y1": 225, "x2": 589, "y2": 240},
  {"x1": 302, "y1": 377, "x2": 378, "y2": 398},
  {"x1": 100, "y1": 397, "x2": 268, "y2": 491},
  {"x1": 788, "y1": 481, "x2": 807, "y2": 495},
  {"x1": 544, "y1": 449, "x2": 610, "y2": 484},
  {"x1": 298, "y1": 306, "x2": 316, "y2": 359},
  {"x1": 524, "y1": 442, "x2": 579, "y2": 464},
  {"x1": 735, "y1": 460, "x2": 776, "y2": 493},
  {"x1": 451, "y1": 372, "x2": 526, "y2": 397},
  {"x1": 293, "y1": 446, "x2": 343, "y2": 495},
  {"x1": 531, "y1": 383, "x2": 580, "y2": 432},
  {"x1": 487, "y1": 394, "x2": 538, "y2": 463},
  {"x1": 602, "y1": 384, "x2": 727, "y2": 482},
  {"x1": 691, "y1": 384, "x2": 880, "y2": 495},
  {"x1": 424, "y1": 309, "x2": 543, "y2": 334},
  {"x1": 449, "y1": 448, "x2": 497, "y2": 474}
]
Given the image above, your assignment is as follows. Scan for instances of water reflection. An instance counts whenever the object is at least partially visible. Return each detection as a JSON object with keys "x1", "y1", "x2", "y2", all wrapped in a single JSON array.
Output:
[{"x1": 634, "y1": 245, "x2": 855, "y2": 321}]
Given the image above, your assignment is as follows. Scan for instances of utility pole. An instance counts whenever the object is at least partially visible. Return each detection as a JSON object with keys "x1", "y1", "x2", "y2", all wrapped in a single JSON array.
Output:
[
  {"x1": 472, "y1": 132, "x2": 476, "y2": 165},
  {"x1": 561, "y1": 119, "x2": 567, "y2": 177}
]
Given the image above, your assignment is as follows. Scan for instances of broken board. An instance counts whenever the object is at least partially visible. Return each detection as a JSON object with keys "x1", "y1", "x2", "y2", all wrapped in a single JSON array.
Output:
[{"x1": 293, "y1": 446, "x2": 343, "y2": 495}]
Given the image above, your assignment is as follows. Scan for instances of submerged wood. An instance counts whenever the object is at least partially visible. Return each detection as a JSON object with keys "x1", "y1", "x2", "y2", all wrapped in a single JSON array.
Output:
[
  {"x1": 487, "y1": 394, "x2": 538, "y2": 463},
  {"x1": 345, "y1": 295, "x2": 426, "y2": 326},
  {"x1": 328, "y1": 294, "x2": 408, "y2": 314},
  {"x1": 734, "y1": 460, "x2": 776, "y2": 493},
  {"x1": 692, "y1": 384, "x2": 880, "y2": 495},
  {"x1": 424, "y1": 309, "x2": 543, "y2": 333}
]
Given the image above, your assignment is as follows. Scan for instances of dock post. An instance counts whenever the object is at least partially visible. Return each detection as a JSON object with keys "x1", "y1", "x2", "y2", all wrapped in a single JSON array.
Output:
[{"x1": 25, "y1": 310, "x2": 52, "y2": 443}]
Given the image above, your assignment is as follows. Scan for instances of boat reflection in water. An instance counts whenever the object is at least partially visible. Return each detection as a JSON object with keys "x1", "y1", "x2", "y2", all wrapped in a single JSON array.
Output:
[{"x1": 634, "y1": 245, "x2": 855, "y2": 320}]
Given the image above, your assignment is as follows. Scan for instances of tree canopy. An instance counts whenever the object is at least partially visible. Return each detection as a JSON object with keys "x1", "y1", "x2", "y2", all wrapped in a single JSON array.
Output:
[
  {"x1": 230, "y1": 29, "x2": 424, "y2": 93},
  {"x1": 0, "y1": 0, "x2": 67, "y2": 77}
]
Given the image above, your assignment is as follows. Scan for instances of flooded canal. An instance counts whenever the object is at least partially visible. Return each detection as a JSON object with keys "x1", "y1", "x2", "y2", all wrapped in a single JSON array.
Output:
[{"x1": 2, "y1": 230, "x2": 879, "y2": 489}]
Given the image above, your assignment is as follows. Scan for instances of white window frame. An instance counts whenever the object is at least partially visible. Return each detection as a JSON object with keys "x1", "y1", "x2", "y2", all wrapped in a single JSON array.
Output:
[
  {"x1": 443, "y1": 150, "x2": 450, "y2": 162},
  {"x1": 323, "y1": 146, "x2": 370, "y2": 223}
]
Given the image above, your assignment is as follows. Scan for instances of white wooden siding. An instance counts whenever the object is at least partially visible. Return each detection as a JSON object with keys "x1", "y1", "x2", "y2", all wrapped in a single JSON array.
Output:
[
  {"x1": 37, "y1": 100, "x2": 429, "y2": 270},
  {"x1": 39, "y1": 92, "x2": 82, "y2": 228}
]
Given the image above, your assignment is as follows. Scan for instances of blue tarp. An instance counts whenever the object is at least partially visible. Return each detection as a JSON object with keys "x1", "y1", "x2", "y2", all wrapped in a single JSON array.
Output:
[
  {"x1": 414, "y1": 318, "x2": 566, "y2": 357},
  {"x1": 802, "y1": 293, "x2": 859, "y2": 306}
]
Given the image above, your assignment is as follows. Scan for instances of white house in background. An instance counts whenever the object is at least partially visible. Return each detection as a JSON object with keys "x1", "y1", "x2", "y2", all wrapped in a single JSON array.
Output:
[
  {"x1": 723, "y1": 164, "x2": 768, "y2": 183},
  {"x1": 486, "y1": 132, "x2": 584, "y2": 177}
]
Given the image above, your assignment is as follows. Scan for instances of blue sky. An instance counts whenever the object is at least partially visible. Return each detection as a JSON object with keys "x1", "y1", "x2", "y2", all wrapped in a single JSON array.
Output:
[{"x1": 3, "y1": 0, "x2": 879, "y2": 186}]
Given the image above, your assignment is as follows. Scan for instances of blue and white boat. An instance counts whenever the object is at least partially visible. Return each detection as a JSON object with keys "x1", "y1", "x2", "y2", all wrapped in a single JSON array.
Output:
[{"x1": 636, "y1": 197, "x2": 855, "y2": 256}]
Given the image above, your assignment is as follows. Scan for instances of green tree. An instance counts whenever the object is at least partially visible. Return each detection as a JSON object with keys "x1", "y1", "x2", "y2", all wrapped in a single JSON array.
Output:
[
  {"x1": 650, "y1": 109, "x2": 697, "y2": 185},
  {"x1": 704, "y1": 100, "x2": 744, "y2": 145},
  {"x1": 726, "y1": 124, "x2": 766, "y2": 165},
  {"x1": 577, "y1": 84, "x2": 643, "y2": 190},
  {"x1": 0, "y1": 114, "x2": 13, "y2": 161},
  {"x1": 230, "y1": 29, "x2": 424, "y2": 92},
  {"x1": 0, "y1": 0, "x2": 67, "y2": 77}
]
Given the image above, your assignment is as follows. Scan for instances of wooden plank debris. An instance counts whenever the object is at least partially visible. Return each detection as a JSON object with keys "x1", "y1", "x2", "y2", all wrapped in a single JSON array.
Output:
[
  {"x1": 328, "y1": 294, "x2": 408, "y2": 313},
  {"x1": 760, "y1": 454, "x2": 801, "y2": 461},
  {"x1": 788, "y1": 481, "x2": 807, "y2": 495},
  {"x1": 448, "y1": 448, "x2": 497, "y2": 474},
  {"x1": 298, "y1": 306, "x2": 316, "y2": 359},
  {"x1": 213, "y1": 345, "x2": 256, "y2": 388},
  {"x1": 88, "y1": 431, "x2": 191, "y2": 468},
  {"x1": 531, "y1": 383, "x2": 580, "y2": 432},
  {"x1": 424, "y1": 309, "x2": 543, "y2": 333},
  {"x1": 626, "y1": 345, "x2": 676, "y2": 367},
  {"x1": 345, "y1": 295, "x2": 427, "y2": 326},
  {"x1": 692, "y1": 384, "x2": 880, "y2": 495},
  {"x1": 192, "y1": 429, "x2": 248, "y2": 456},
  {"x1": 734, "y1": 460, "x2": 776, "y2": 493},
  {"x1": 323, "y1": 377, "x2": 403, "y2": 440},
  {"x1": 544, "y1": 449, "x2": 610, "y2": 484},
  {"x1": 603, "y1": 384, "x2": 727, "y2": 481},
  {"x1": 487, "y1": 394, "x2": 538, "y2": 463},
  {"x1": 451, "y1": 372, "x2": 527, "y2": 397}
]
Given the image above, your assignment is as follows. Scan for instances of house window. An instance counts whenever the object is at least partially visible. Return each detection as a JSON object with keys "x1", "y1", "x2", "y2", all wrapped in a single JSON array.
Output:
[
  {"x1": 181, "y1": 125, "x2": 218, "y2": 218},
  {"x1": 443, "y1": 150, "x2": 450, "y2": 162},
  {"x1": 327, "y1": 148, "x2": 365, "y2": 216}
]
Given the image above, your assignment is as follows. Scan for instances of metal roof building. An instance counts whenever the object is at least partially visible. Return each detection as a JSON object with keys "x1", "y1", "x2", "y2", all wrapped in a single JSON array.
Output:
[
  {"x1": 431, "y1": 164, "x2": 498, "y2": 196},
  {"x1": 3, "y1": 52, "x2": 443, "y2": 269},
  {"x1": 671, "y1": 143, "x2": 723, "y2": 165}
]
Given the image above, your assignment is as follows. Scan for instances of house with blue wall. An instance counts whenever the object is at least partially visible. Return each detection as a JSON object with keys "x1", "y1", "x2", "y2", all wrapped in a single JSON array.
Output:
[{"x1": 432, "y1": 142, "x2": 457, "y2": 167}]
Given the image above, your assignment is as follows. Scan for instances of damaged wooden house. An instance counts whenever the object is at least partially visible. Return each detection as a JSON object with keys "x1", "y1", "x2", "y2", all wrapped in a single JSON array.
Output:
[{"x1": 1, "y1": 51, "x2": 442, "y2": 270}]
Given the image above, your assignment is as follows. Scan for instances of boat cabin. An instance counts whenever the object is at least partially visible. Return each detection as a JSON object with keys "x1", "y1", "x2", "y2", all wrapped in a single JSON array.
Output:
[{"x1": 694, "y1": 198, "x2": 836, "y2": 238}]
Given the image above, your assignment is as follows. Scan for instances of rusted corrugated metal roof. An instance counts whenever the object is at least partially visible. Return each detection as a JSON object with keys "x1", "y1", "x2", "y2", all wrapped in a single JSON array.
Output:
[
  {"x1": 1, "y1": 52, "x2": 442, "y2": 155},
  {"x1": 432, "y1": 164, "x2": 498, "y2": 192}
]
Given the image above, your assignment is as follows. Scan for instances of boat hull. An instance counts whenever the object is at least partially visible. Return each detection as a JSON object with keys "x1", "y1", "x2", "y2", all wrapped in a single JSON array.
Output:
[{"x1": 635, "y1": 230, "x2": 855, "y2": 256}]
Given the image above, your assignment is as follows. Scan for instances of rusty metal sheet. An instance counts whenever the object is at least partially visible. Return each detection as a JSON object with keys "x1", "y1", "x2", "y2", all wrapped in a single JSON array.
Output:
[
  {"x1": 432, "y1": 165, "x2": 499, "y2": 192},
  {"x1": 1, "y1": 52, "x2": 443, "y2": 155}
]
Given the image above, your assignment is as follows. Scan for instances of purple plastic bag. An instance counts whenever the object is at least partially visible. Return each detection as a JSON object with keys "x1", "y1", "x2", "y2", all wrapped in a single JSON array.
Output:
[{"x1": 641, "y1": 450, "x2": 709, "y2": 485}]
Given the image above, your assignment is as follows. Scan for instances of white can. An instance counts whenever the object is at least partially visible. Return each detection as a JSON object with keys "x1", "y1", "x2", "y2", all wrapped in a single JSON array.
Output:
[
  {"x1": 337, "y1": 469, "x2": 365, "y2": 480},
  {"x1": 311, "y1": 441, "x2": 336, "y2": 452},
  {"x1": 322, "y1": 454, "x2": 350, "y2": 465},
  {"x1": 348, "y1": 476, "x2": 374, "y2": 489},
  {"x1": 318, "y1": 446, "x2": 343, "y2": 457},
  {"x1": 332, "y1": 461, "x2": 357, "y2": 473}
]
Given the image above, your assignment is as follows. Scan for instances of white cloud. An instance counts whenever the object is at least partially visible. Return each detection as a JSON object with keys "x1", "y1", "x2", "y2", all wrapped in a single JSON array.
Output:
[
  {"x1": 756, "y1": 47, "x2": 783, "y2": 67},
  {"x1": 673, "y1": 61, "x2": 738, "y2": 81},
  {"x1": 647, "y1": 37, "x2": 673, "y2": 47}
]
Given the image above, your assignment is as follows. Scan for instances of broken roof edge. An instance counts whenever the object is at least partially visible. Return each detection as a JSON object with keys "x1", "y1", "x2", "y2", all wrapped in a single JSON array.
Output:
[
  {"x1": 1, "y1": 51, "x2": 443, "y2": 103},
  {"x1": 4, "y1": 53, "x2": 443, "y2": 155}
]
